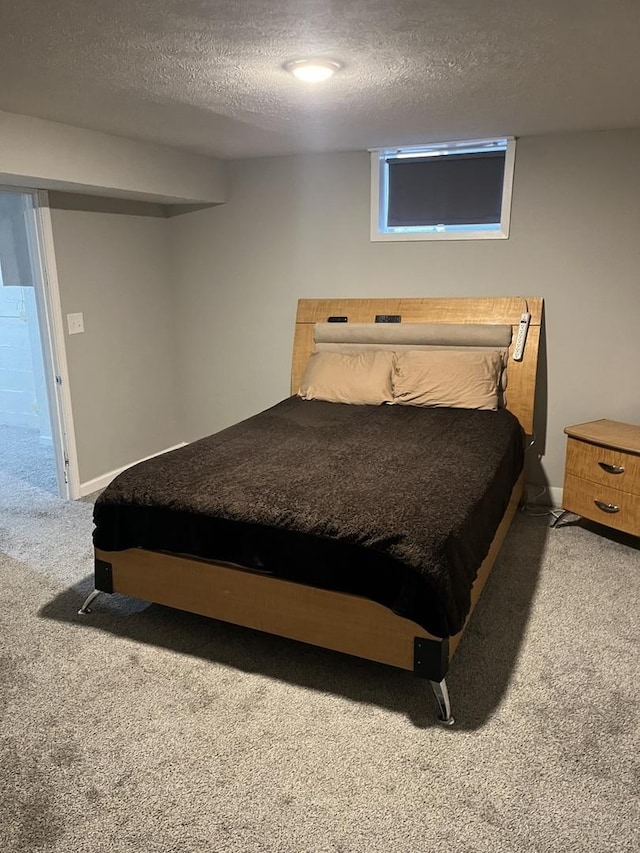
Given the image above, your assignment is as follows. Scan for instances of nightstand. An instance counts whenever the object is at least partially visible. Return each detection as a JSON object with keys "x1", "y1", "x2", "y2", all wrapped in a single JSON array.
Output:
[{"x1": 557, "y1": 419, "x2": 640, "y2": 536}]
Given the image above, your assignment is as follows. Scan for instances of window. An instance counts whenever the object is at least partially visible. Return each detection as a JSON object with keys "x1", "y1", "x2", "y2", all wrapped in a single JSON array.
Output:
[{"x1": 370, "y1": 137, "x2": 516, "y2": 242}]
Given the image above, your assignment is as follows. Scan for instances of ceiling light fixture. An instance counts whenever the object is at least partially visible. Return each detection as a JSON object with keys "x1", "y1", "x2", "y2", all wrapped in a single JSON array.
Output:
[{"x1": 284, "y1": 59, "x2": 342, "y2": 83}]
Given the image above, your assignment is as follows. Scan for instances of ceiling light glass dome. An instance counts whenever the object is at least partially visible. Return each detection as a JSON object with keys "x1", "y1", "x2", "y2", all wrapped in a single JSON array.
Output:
[{"x1": 284, "y1": 59, "x2": 342, "y2": 82}]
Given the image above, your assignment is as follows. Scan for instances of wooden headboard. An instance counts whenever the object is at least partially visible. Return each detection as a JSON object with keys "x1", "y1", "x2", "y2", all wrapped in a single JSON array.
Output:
[{"x1": 291, "y1": 297, "x2": 543, "y2": 434}]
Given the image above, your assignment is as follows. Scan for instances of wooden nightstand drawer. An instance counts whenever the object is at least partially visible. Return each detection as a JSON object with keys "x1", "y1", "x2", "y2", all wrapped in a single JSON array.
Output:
[
  {"x1": 563, "y1": 473, "x2": 640, "y2": 536},
  {"x1": 565, "y1": 437, "x2": 640, "y2": 494}
]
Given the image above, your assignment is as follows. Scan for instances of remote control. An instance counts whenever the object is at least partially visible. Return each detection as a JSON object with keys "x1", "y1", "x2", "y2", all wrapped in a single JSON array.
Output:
[{"x1": 512, "y1": 312, "x2": 531, "y2": 361}]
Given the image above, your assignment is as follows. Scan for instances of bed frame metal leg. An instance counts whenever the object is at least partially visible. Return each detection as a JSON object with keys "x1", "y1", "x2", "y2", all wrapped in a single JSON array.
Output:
[
  {"x1": 429, "y1": 679, "x2": 455, "y2": 726},
  {"x1": 78, "y1": 557, "x2": 113, "y2": 614},
  {"x1": 78, "y1": 589, "x2": 101, "y2": 615},
  {"x1": 414, "y1": 637, "x2": 455, "y2": 725}
]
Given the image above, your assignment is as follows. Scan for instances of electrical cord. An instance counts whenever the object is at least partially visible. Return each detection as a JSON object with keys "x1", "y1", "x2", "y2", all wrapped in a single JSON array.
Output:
[
  {"x1": 516, "y1": 299, "x2": 558, "y2": 518},
  {"x1": 519, "y1": 483, "x2": 564, "y2": 519}
]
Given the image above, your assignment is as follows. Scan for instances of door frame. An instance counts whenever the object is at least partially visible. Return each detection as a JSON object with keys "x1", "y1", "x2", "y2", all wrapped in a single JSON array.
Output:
[{"x1": 0, "y1": 185, "x2": 80, "y2": 499}]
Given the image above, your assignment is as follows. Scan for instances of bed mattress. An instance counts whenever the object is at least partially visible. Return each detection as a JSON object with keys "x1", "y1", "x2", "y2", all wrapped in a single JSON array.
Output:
[{"x1": 93, "y1": 397, "x2": 523, "y2": 637}]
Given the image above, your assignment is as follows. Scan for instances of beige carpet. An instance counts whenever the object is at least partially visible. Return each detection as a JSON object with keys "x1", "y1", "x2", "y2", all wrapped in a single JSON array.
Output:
[{"x1": 0, "y1": 467, "x2": 638, "y2": 852}]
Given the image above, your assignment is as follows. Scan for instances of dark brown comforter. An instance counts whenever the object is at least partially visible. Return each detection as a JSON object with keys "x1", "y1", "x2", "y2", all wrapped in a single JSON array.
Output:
[{"x1": 93, "y1": 397, "x2": 523, "y2": 637}]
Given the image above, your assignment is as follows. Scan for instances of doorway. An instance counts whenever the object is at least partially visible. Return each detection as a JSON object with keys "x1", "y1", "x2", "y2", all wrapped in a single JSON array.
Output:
[{"x1": 0, "y1": 188, "x2": 78, "y2": 499}]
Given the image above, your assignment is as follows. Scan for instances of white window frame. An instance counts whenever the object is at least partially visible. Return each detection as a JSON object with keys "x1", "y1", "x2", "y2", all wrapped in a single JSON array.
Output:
[{"x1": 370, "y1": 137, "x2": 516, "y2": 242}]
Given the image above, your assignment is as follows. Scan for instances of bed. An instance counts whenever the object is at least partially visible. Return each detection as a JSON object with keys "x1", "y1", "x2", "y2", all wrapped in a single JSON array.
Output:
[{"x1": 83, "y1": 296, "x2": 543, "y2": 724}]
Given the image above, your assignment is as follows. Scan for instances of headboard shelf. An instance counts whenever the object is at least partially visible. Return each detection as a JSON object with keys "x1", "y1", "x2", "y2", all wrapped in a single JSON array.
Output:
[
  {"x1": 291, "y1": 296, "x2": 543, "y2": 435},
  {"x1": 296, "y1": 296, "x2": 543, "y2": 327}
]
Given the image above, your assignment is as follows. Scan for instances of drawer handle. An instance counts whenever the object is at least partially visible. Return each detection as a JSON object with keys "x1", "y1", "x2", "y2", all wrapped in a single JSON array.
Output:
[
  {"x1": 598, "y1": 462, "x2": 625, "y2": 475},
  {"x1": 594, "y1": 499, "x2": 620, "y2": 514}
]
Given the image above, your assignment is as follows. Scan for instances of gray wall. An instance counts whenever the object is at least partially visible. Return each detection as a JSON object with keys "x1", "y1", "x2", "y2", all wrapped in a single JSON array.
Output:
[
  {"x1": 169, "y1": 128, "x2": 640, "y2": 493},
  {"x1": 50, "y1": 199, "x2": 182, "y2": 484},
  {"x1": 0, "y1": 108, "x2": 227, "y2": 204}
]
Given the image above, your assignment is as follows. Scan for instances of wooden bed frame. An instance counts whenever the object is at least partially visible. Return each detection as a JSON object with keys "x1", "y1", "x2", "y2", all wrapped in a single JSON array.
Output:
[{"x1": 85, "y1": 296, "x2": 543, "y2": 724}]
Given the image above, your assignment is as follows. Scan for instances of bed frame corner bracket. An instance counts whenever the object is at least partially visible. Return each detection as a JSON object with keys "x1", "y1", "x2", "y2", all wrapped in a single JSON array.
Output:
[
  {"x1": 413, "y1": 636, "x2": 449, "y2": 681},
  {"x1": 95, "y1": 557, "x2": 113, "y2": 593}
]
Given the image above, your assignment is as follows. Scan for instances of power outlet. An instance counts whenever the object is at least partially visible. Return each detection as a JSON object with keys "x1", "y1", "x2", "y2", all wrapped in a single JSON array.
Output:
[{"x1": 67, "y1": 312, "x2": 85, "y2": 335}]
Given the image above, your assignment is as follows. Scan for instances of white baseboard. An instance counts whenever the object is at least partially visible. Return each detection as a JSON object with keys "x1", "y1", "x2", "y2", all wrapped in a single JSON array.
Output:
[
  {"x1": 546, "y1": 486, "x2": 563, "y2": 508},
  {"x1": 79, "y1": 442, "x2": 187, "y2": 497}
]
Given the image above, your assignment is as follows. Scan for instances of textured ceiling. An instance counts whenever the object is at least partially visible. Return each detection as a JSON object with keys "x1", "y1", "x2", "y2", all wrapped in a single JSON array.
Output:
[{"x1": 1, "y1": 0, "x2": 640, "y2": 159}]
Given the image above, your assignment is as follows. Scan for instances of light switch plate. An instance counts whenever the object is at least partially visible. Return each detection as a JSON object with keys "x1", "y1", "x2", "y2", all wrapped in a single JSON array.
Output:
[{"x1": 67, "y1": 312, "x2": 84, "y2": 335}]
